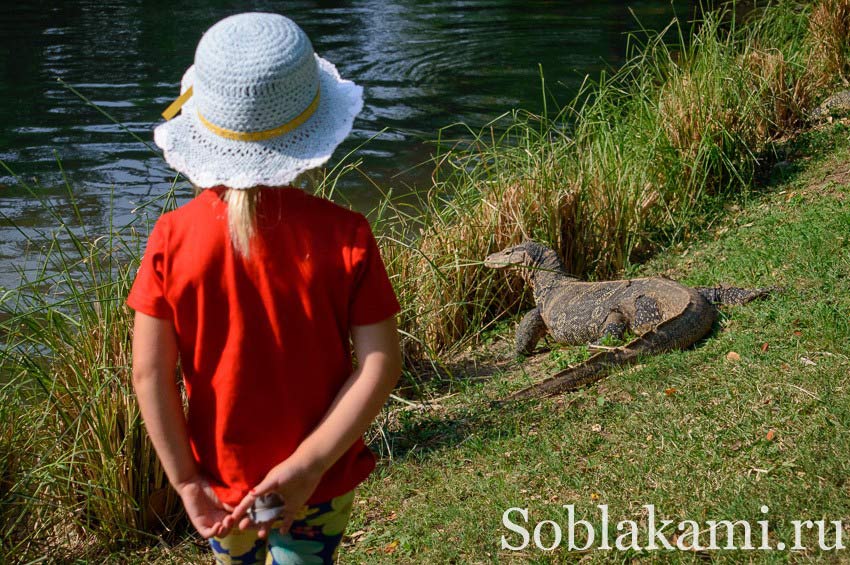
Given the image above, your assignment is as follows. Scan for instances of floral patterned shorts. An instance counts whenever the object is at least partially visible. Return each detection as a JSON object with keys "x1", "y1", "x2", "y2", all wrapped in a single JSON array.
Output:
[{"x1": 209, "y1": 489, "x2": 354, "y2": 565}]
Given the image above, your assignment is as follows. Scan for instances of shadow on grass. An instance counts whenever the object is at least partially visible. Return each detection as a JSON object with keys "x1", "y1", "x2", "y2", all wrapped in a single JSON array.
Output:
[
  {"x1": 753, "y1": 122, "x2": 850, "y2": 195},
  {"x1": 372, "y1": 355, "x2": 536, "y2": 462}
]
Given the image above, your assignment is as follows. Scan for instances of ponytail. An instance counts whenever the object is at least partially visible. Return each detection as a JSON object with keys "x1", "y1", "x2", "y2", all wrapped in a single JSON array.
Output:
[{"x1": 223, "y1": 187, "x2": 260, "y2": 258}]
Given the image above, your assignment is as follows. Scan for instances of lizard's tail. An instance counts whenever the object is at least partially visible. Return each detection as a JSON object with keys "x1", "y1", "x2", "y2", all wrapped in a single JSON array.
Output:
[
  {"x1": 694, "y1": 285, "x2": 779, "y2": 306},
  {"x1": 503, "y1": 346, "x2": 644, "y2": 401}
]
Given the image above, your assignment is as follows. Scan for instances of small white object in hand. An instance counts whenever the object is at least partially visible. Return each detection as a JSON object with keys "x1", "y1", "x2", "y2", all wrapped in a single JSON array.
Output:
[{"x1": 247, "y1": 492, "x2": 285, "y2": 523}]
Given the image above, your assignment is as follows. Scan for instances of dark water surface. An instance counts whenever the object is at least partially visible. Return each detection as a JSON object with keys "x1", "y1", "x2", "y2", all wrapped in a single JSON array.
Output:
[{"x1": 0, "y1": 1, "x2": 699, "y2": 288}]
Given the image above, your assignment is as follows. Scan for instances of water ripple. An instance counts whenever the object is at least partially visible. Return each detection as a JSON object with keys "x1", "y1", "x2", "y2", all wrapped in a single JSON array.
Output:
[{"x1": 0, "y1": 0, "x2": 697, "y2": 289}]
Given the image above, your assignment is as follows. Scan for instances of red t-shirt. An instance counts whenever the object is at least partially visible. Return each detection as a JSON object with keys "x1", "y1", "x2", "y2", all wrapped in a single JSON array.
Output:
[{"x1": 126, "y1": 186, "x2": 401, "y2": 506}]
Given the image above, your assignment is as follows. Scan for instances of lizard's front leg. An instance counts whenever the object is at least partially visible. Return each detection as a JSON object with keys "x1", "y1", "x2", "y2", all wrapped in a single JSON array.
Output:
[{"x1": 515, "y1": 307, "x2": 548, "y2": 356}]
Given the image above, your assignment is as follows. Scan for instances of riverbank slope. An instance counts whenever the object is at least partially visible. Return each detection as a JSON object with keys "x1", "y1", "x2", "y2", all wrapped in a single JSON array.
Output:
[{"x1": 337, "y1": 120, "x2": 850, "y2": 562}]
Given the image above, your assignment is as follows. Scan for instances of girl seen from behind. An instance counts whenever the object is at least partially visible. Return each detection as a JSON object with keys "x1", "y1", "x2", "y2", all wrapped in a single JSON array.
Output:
[{"x1": 127, "y1": 12, "x2": 401, "y2": 564}]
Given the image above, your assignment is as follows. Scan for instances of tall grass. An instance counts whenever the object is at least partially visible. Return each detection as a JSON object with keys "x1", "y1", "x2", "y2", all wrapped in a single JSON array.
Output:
[
  {"x1": 376, "y1": 1, "x2": 850, "y2": 363},
  {"x1": 0, "y1": 0, "x2": 848, "y2": 557},
  {"x1": 0, "y1": 181, "x2": 182, "y2": 558}
]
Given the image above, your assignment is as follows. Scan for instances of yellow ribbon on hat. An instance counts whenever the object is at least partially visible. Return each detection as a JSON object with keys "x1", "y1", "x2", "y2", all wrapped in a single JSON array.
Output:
[
  {"x1": 161, "y1": 86, "x2": 195, "y2": 120},
  {"x1": 160, "y1": 85, "x2": 321, "y2": 142}
]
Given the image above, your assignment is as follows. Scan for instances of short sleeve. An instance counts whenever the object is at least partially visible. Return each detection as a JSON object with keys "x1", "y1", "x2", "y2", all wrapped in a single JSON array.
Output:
[
  {"x1": 126, "y1": 215, "x2": 173, "y2": 320},
  {"x1": 349, "y1": 217, "x2": 401, "y2": 326}
]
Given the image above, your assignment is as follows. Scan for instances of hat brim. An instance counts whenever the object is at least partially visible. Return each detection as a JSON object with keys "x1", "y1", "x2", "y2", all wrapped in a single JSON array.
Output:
[{"x1": 153, "y1": 55, "x2": 363, "y2": 189}]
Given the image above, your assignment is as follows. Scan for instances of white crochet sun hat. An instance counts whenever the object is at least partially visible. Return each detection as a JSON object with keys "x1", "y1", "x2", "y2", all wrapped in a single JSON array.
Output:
[{"x1": 153, "y1": 12, "x2": 363, "y2": 189}]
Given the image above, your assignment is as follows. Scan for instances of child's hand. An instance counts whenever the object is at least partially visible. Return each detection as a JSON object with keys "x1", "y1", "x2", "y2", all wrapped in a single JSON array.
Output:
[
  {"x1": 229, "y1": 456, "x2": 324, "y2": 538},
  {"x1": 177, "y1": 475, "x2": 235, "y2": 538}
]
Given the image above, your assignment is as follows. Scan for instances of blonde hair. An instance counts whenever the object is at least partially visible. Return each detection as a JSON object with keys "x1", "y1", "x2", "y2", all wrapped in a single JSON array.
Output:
[
  {"x1": 223, "y1": 187, "x2": 260, "y2": 258},
  {"x1": 192, "y1": 184, "x2": 260, "y2": 259},
  {"x1": 193, "y1": 173, "x2": 317, "y2": 258}
]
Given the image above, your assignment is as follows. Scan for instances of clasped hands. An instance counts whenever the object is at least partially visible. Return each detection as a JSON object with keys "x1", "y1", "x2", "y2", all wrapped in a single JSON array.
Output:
[{"x1": 177, "y1": 456, "x2": 324, "y2": 539}]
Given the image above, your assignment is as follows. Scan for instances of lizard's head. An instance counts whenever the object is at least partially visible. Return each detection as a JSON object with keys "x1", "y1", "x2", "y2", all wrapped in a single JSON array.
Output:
[{"x1": 484, "y1": 241, "x2": 551, "y2": 270}]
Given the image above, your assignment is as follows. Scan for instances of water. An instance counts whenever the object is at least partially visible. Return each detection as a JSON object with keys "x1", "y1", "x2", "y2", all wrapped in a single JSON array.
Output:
[{"x1": 0, "y1": 0, "x2": 699, "y2": 289}]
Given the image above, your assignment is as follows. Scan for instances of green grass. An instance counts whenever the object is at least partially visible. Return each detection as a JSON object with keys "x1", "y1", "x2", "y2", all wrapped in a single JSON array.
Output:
[{"x1": 334, "y1": 122, "x2": 850, "y2": 563}]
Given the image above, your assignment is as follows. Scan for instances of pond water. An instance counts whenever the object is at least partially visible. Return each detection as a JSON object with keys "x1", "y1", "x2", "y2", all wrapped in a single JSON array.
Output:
[{"x1": 0, "y1": 0, "x2": 700, "y2": 289}]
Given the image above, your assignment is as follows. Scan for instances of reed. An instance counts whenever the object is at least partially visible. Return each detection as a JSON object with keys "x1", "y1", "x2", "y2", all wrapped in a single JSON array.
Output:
[{"x1": 0, "y1": 180, "x2": 182, "y2": 558}]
